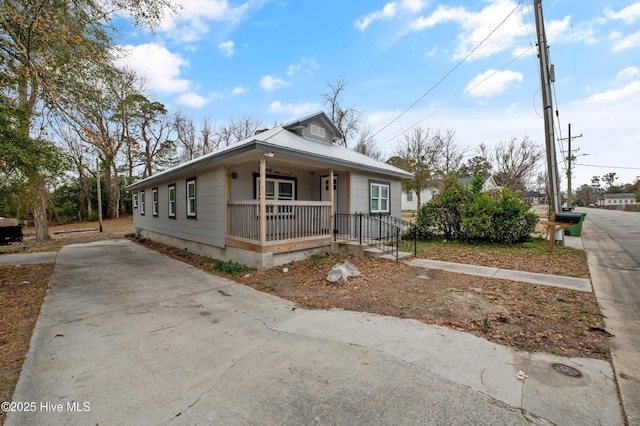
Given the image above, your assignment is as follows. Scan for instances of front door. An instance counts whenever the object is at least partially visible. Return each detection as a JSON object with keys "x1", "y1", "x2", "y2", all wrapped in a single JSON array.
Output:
[{"x1": 321, "y1": 175, "x2": 338, "y2": 213}]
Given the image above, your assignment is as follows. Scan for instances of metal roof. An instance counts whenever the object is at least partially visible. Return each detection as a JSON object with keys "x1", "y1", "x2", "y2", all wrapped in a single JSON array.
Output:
[{"x1": 127, "y1": 115, "x2": 413, "y2": 190}]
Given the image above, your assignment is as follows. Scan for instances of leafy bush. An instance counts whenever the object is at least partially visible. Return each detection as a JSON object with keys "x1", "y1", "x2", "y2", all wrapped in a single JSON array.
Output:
[
  {"x1": 415, "y1": 174, "x2": 538, "y2": 244},
  {"x1": 419, "y1": 174, "x2": 472, "y2": 240},
  {"x1": 213, "y1": 260, "x2": 248, "y2": 277}
]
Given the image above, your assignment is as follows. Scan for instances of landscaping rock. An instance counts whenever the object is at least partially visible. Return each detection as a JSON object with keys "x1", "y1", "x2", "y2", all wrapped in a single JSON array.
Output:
[{"x1": 327, "y1": 262, "x2": 361, "y2": 285}]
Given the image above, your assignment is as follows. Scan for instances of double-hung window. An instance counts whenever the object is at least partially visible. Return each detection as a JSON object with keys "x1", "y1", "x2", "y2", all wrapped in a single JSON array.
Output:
[
  {"x1": 370, "y1": 182, "x2": 390, "y2": 214},
  {"x1": 168, "y1": 184, "x2": 176, "y2": 218},
  {"x1": 186, "y1": 178, "x2": 197, "y2": 218},
  {"x1": 133, "y1": 192, "x2": 138, "y2": 210},
  {"x1": 140, "y1": 190, "x2": 145, "y2": 215},
  {"x1": 152, "y1": 188, "x2": 158, "y2": 216}
]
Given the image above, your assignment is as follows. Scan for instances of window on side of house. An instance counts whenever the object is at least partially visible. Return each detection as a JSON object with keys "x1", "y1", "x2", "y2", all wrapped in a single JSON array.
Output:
[
  {"x1": 133, "y1": 192, "x2": 138, "y2": 210},
  {"x1": 186, "y1": 178, "x2": 197, "y2": 218},
  {"x1": 168, "y1": 184, "x2": 176, "y2": 218},
  {"x1": 370, "y1": 181, "x2": 390, "y2": 214},
  {"x1": 406, "y1": 191, "x2": 413, "y2": 202},
  {"x1": 140, "y1": 190, "x2": 145, "y2": 215},
  {"x1": 152, "y1": 188, "x2": 158, "y2": 216}
]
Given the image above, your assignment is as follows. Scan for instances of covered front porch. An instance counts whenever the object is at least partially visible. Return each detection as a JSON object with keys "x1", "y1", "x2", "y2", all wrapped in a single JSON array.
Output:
[{"x1": 223, "y1": 151, "x2": 342, "y2": 260}]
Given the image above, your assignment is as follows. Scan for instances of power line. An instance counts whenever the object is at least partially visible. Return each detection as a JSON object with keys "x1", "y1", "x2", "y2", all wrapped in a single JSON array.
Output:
[
  {"x1": 576, "y1": 164, "x2": 640, "y2": 170},
  {"x1": 369, "y1": 0, "x2": 525, "y2": 141},
  {"x1": 376, "y1": 45, "x2": 534, "y2": 147}
]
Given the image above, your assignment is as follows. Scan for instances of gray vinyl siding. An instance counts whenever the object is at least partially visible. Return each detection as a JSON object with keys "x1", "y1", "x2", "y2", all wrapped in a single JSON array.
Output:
[
  {"x1": 133, "y1": 167, "x2": 225, "y2": 248},
  {"x1": 229, "y1": 164, "x2": 315, "y2": 200},
  {"x1": 349, "y1": 172, "x2": 402, "y2": 217}
]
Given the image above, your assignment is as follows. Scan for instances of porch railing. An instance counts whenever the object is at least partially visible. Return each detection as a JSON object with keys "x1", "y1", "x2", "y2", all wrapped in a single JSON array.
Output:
[
  {"x1": 333, "y1": 213, "x2": 400, "y2": 259},
  {"x1": 227, "y1": 200, "x2": 331, "y2": 242}
]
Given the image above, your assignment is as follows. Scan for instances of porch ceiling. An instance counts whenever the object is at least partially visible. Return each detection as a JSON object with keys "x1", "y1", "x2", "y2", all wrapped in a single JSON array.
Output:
[{"x1": 224, "y1": 150, "x2": 347, "y2": 174}]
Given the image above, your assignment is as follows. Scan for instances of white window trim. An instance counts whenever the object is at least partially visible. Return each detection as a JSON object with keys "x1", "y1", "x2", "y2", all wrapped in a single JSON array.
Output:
[
  {"x1": 152, "y1": 188, "x2": 158, "y2": 216},
  {"x1": 370, "y1": 182, "x2": 390, "y2": 214},
  {"x1": 140, "y1": 190, "x2": 145, "y2": 215},
  {"x1": 133, "y1": 192, "x2": 138, "y2": 209},
  {"x1": 255, "y1": 176, "x2": 296, "y2": 217},
  {"x1": 186, "y1": 179, "x2": 197, "y2": 217},
  {"x1": 168, "y1": 184, "x2": 176, "y2": 218}
]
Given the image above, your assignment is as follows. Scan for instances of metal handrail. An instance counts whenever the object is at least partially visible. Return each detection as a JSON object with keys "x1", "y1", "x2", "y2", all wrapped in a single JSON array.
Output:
[{"x1": 334, "y1": 213, "x2": 404, "y2": 260}]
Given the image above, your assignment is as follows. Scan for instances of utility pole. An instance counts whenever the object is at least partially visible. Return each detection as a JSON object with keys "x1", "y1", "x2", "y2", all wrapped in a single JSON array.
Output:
[
  {"x1": 560, "y1": 123, "x2": 583, "y2": 207},
  {"x1": 534, "y1": 0, "x2": 561, "y2": 217}
]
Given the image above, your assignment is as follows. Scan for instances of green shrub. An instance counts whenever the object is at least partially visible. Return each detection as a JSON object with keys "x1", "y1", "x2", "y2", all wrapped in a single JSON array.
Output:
[
  {"x1": 416, "y1": 174, "x2": 538, "y2": 244},
  {"x1": 213, "y1": 260, "x2": 247, "y2": 277}
]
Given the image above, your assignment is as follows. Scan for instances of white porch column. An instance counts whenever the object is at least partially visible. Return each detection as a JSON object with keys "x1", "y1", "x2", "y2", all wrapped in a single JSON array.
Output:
[
  {"x1": 329, "y1": 168, "x2": 334, "y2": 235},
  {"x1": 259, "y1": 157, "x2": 267, "y2": 246}
]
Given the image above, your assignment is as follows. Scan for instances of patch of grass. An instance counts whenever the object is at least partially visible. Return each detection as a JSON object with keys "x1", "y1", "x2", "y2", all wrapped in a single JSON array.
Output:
[
  {"x1": 542, "y1": 314, "x2": 555, "y2": 320},
  {"x1": 213, "y1": 260, "x2": 248, "y2": 277},
  {"x1": 309, "y1": 253, "x2": 336, "y2": 265}
]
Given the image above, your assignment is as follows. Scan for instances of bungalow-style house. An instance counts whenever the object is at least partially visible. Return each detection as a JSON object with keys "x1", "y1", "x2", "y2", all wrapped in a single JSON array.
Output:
[
  {"x1": 127, "y1": 112, "x2": 413, "y2": 270},
  {"x1": 401, "y1": 175, "x2": 501, "y2": 211}
]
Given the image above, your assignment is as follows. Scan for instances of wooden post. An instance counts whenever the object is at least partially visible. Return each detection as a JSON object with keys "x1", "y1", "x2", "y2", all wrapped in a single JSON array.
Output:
[
  {"x1": 225, "y1": 166, "x2": 230, "y2": 237},
  {"x1": 259, "y1": 157, "x2": 266, "y2": 246},
  {"x1": 329, "y1": 168, "x2": 334, "y2": 236}
]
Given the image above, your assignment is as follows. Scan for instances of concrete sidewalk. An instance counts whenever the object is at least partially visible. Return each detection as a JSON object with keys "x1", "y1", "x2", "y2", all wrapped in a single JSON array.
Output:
[
  {"x1": 0, "y1": 251, "x2": 57, "y2": 265},
  {"x1": 407, "y1": 258, "x2": 592, "y2": 292},
  {"x1": 6, "y1": 240, "x2": 623, "y2": 425}
]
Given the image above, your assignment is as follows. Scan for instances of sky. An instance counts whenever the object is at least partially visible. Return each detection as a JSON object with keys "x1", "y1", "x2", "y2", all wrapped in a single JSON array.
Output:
[{"x1": 114, "y1": 0, "x2": 640, "y2": 190}]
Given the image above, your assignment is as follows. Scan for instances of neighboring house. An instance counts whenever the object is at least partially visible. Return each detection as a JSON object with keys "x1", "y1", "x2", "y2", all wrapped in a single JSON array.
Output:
[
  {"x1": 603, "y1": 193, "x2": 638, "y2": 207},
  {"x1": 523, "y1": 191, "x2": 548, "y2": 205},
  {"x1": 401, "y1": 175, "x2": 501, "y2": 211},
  {"x1": 127, "y1": 112, "x2": 413, "y2": 270}
]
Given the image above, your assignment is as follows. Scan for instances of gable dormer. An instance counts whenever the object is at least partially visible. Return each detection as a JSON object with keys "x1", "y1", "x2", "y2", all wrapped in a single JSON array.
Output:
[{"x1": 282, "y1": 111, "x2": 343, "y2": 144}]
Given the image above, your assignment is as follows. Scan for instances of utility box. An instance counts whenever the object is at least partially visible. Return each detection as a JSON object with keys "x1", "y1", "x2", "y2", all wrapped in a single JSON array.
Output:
[{"x1": 0, "y1": 218, "x2": 23, "y2": 244}]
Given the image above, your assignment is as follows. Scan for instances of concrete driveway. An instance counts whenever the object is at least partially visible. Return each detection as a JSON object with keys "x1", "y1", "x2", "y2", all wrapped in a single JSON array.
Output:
[{"x1": 6, "y1": 240, "x2": 623, "y2": 425}]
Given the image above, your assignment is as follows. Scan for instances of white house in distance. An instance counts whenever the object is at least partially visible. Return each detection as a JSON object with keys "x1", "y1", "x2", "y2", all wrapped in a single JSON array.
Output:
[
  {"x1": 401, "y1": 175, "x2": 500, "y2": 211},
  {"x1": 127, "y1": 112, "x2": 413, "y2": 270},
  {"x1": 603, "y1": 193, "x2": 638, "y2": 208}
]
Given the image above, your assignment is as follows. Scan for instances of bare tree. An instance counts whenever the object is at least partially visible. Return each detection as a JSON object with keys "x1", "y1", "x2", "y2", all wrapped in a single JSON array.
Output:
[
  {"x1": 480, "y1": 136, "x2": 543, "y2": 191},
  {"x1": 322, "y1": 78, "x2": 360, "y2": 146},
  {"x1": 353, "y1": 125, "x2": 382, "y2": 160},
  {"x1": 229, "y1": 114, "x2": 264, "y2": 143},
  {"x1": 388, "y1": 127, "x2": 444, "y2": 209},
  {"x1": 437, "y1": 129, "x2": 466, "y2": 177},
  {"x1": 175, "y1": 112, "x2": 198, "y2": 161}
]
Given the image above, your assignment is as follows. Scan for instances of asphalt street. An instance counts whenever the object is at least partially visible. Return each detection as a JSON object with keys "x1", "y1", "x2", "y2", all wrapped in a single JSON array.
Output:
[{"x1": 579, "y1": 207, "x2": 640, "y2": 426}]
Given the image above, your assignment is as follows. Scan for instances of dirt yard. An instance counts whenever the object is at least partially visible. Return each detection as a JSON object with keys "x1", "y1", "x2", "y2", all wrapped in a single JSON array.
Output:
[{"x1": 0, "y1": 217, "x2": 610, "y2": 424}]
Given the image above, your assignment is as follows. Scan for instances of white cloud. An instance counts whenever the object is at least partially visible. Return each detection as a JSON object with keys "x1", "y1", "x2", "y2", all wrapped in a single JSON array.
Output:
[
  {"x1": 286, "y1": 58, "x2": 319, "y2": 77},
  {"x1": 218, "y1": 40, "x2": 235, "y2": 57},
  {"x1": 611, "y1": 30, "x2": 640, "y2": 52},
  {"x1": 402, "y1": 0, "x2": 426, "y2": 13},
  {"x1": 606, "y1": 2, "x2": 640, "y2": 24},
  {"x1": 410, "y1": 0, "x2": 528, "y2": 61},
  {"x1": 160, "y1": 0, "x2": 250, "y2": 42},
  {"x1": 231, "y1": 85, "x2": 248, "y2": 95},
  {"x1": 355, "y1": 2, "x2": 398, "y2": 31},
  {"x1": 582, "y1": 80, "x2": 640, "y2": 104},
  {"x1": 268, "y1": 101, "x2": 320, "y2": 116},
  {"x1": 617, "y1": 66, "x2": 640, "y2": 80},
  {"x1": 260, "y1": 74, "x2": 291, "y2": 91},
  {"x1": 114, "y1": 43, "x2": 191, "y2": 93},
  {"x1": 465, "y1": 69, "x2": 523, "y2": 98},
  {"x1": 546, "y1": 16, "x2": 571, "y2": 43},
  {"x1": 176, "y1": 92, "x2": 210, "y2": 107}
]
